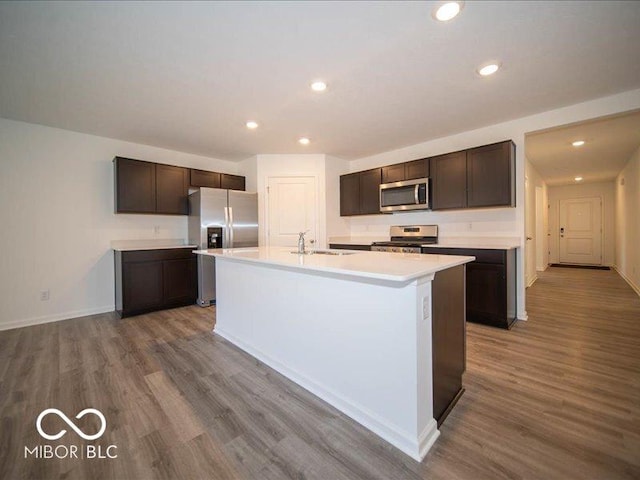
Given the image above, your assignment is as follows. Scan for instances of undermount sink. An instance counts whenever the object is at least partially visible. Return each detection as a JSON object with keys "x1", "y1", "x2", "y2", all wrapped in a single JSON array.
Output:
[{"x1": 290, "y1": 250, "x2": 355, "y2": 256}]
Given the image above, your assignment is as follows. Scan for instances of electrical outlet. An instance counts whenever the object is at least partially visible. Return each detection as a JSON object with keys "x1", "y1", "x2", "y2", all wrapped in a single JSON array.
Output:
[
  {"x1": 422, "y1": 295, "x2": 430, "y2": 320},
  {"x1": 40, "y1": 289, "x2": 50, "y2": 301},
  {"x1": 468, "y1": 223, "x2": 473, "y2": 231},
  {"x1": 153, "y1": 225, "x2": 160, "y2": 236}
]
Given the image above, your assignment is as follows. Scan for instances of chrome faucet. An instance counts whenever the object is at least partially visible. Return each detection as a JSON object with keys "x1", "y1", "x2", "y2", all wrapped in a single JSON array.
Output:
[{"x1": 297, "y1": 231, "x2": 308, "y2": 254}]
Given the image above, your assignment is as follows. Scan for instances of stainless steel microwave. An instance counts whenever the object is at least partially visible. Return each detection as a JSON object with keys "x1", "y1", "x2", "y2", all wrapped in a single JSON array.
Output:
[{"x1": 379, "y1": 178, "x2": 430, "y2": 212}]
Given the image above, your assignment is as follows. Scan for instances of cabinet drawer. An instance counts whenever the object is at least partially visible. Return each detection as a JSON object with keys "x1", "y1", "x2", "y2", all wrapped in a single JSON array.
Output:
[{"x1": 121, "y1": 248, "x2": 195, "y2": 263}]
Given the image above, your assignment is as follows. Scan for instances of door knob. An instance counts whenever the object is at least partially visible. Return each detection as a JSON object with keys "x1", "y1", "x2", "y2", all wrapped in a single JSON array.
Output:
[{"x1": 526, "y1": 236, "x2": 533, "y2": 240}]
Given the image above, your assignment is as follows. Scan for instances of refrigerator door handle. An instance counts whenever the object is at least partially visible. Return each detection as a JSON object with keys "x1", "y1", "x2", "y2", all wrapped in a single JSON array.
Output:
[
  {"x1": 229, "y1": 207, "x2": 234, "y2": 248},
  {"x1": 223, "y1": 207, "x2": 230, "y2": 247}
]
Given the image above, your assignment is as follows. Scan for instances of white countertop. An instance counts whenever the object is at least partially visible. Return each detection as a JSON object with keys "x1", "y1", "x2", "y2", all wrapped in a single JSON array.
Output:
[
  {"x1": 328, "y1": 236, "x2": 388, "y2": 246},
  {"x1": 426, "y1": 237, "x2": 520, "y2": 250},
  {"x1": 329, "y1": 235, "x2": 520, "y2": 250},
  {"x1": 194, "y1": 246, "x2": 474, "y2": 283},
  {"x1": 111, "y1": 239, "x2": 198, "y2": 251}
]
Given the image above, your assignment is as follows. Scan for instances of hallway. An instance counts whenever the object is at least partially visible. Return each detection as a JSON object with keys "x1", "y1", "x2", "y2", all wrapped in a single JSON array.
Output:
[{"x1": 451, "y1": 266, "x2": 640, "y2": 479}]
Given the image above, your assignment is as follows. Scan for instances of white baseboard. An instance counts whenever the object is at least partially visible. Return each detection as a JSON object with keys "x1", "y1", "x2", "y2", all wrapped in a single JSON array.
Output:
[
  {"x1": 0, "y1": 305, "x2": 114, "y2": 332},
  {"x1": 526, "y1": 274, "x2": 538, "y2": 288},
  {"x1": 417, "y1": 420, "x2": 440, "y2": 461},
  {"x1": 613, "y1": 265, "x2": 640, "y2": 297},
  {"x1": 215, "y1": 327, "x2": 432, "y2": 461}
]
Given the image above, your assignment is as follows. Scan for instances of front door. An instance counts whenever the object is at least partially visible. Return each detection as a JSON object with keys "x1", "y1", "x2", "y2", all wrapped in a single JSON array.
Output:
[
  {"x1": 266, "y1": 176, "x2": 317, "y2": 247},
  {"x1": 559, "y1": 197, "x2": 602, "y2": 265}
]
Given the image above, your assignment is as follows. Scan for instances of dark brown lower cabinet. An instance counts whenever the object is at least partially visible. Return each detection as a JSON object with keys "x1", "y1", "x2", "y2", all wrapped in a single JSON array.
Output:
[
  {"x1": 422, "y1": 247, "x2": 517, "y2": 329},
  {"x1": 431, "y1": 264, "x2": 466, "y2": 426},
  {"x1": 115, "y1": 248, "x2": 197, "y2": 318},
  {"x1": 328, "y1": 243, "x2": 371, "y2": 251}
]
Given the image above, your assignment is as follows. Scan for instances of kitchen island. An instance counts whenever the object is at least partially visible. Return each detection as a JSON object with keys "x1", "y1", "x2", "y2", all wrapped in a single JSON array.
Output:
[{"x1": 193, "y1": 246, "x2": 474, "y2": 461}]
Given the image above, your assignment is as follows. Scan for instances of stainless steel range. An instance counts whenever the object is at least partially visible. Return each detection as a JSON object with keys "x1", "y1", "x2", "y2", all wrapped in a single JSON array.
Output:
[{"x1": 371, "y1": 225, "x2": 438, "y2": 253}]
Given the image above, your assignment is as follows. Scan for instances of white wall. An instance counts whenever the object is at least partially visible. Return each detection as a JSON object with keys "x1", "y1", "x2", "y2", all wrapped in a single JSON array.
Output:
[
  {"x1": 345, "y1": 88, "x2": 640, "y2": 321},
  {"x1": 238, "y1": 155, "x2": 258, "y2": 192},
  {"x1": 547, "y1": 181, "x2": 616, "y2": 266},
  {"x1": 0, "y1": 118, "x2": 239, "y2": 330},
  {"x1": 3, "y1": 89, "x2": 640, "y2": 330},
  {"x1": 325, "y1": 155, "x2": 351, "y2": 239},
  {"x1": 525, "y1": 160, "x2": 548, "y2": 286},
  {"x1": 615, "y1": 145, "x2": 640, "y2": 294},
  {"x1": 255, "y1": 154, "x2": 328, "y2": 248}
]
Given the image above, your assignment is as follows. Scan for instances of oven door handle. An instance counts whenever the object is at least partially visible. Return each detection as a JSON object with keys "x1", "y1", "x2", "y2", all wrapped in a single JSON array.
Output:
[{"x1": 414, "y1": 184, "x2": 419, "y2": 204}]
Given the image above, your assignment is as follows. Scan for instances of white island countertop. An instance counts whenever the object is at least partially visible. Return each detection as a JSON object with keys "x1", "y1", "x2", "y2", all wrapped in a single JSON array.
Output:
[{"x1": 194, "y1": 246, "x2": 474, "y2": 283}]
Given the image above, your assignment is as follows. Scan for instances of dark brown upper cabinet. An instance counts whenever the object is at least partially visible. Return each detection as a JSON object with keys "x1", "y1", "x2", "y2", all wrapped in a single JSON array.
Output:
[
  {"x1": 114, "y1": 157, "x2": 188, "y2": 215},
  {"x1": 190, "y1": 169, "x2": 221, "y2": 188},
  {"x1": 431, "y1": 140, "x2": 515, "y2": 211},
  {"x1": 381, "y1": 159, "x2": 429, "y2": 184},
  {"x1": 339, "y1": 168, "x2": 382, "y2": 216},
  {"x1": 430, "y1": 151, "x2": 468, "y2": 210},
  {"x1": 114, "y1": 157, "x2": 157, "y2": 213},
  {"x1": 156, "y1": 164, "x2": 189, "y2": 215},
  {"x1": 221, "y1": 173, "x2": 246, "y2": 191},
  {"x1": 405, "y1": 158, "x2": 429, "y2": 180},
  {"x1": 466, "y1": 141, "x2": 515, "y2": 208},
  {"x1": 381, "y1": 163, "x2": 405, "y2": 183},
  {"x1": 340, "y1": 172, "x2": 360, "y2": 216},
  {"x1": 359, "y1": 168, "x2": 382, "y2": 215},
  {"x1": 339, "y1": 139, "x2": 514, "y2": 216}
]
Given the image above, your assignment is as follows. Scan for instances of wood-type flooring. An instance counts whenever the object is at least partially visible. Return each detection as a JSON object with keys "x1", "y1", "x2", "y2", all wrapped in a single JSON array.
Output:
[{"x1": 1, "y1": 266, "x2": 639, "y2": 479}]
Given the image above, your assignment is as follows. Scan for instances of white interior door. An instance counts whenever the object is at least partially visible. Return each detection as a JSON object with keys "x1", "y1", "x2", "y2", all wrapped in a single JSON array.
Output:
[
  {"x1": 525, "y1": 176, "x2": 536, "y2": 285},
  {"x1": 559, "y1": 197, "x2": 602, "y2": 265},
  {"x1": 266, "y1": 176, "x2": 317, "y2": 247},
  {"x1": 535, "y1": 186, "x2": 546, "y2": 271}
]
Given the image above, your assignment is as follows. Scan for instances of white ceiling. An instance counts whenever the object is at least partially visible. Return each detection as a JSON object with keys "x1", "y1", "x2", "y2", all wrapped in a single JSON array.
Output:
[
  {"x1": 1, "y1": 1, "x2": 640, "y2": 161},
  {"x1": 526, "y1": 110, "x2": 640, "y2": 186}
]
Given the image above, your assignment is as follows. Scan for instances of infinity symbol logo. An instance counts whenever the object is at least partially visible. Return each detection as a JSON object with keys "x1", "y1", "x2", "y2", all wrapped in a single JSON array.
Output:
[{"x1": 36, "y1": 408, "x2": 107, "y2": 441}]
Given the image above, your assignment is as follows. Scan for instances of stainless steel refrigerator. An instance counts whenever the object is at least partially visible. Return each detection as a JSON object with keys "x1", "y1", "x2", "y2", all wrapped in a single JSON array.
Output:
[{"x1": 188, "y1": 187, "x2": 258, "y2": 306}]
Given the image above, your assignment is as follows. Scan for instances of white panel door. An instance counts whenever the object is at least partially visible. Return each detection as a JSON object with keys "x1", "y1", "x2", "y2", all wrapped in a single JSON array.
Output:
[
  {"x1": 266, "y1": 176, "x2": 317, "y2": 247},
  {"x1": 559, "y1": 197, "x2": 602, "y2": 265}
]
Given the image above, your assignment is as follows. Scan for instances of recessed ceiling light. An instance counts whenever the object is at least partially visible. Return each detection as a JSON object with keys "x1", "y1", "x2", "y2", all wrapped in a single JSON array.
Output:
[
  {"x1": 572, "y1": 140, "x2": 585, "y2": 147},
  {"x1": 433, "y1": 1, "x2": 464, "y2": 22},
  {"x1": 246, "y1": 121, "x2": 258, "y2": 129},
  {"x1": 477, "y1": 63, "x2": 500, "y2": 76},
  {"x1": 575, "y1": 176, "x2": 583, "y2": 182},
  {"x1": 310, "y1": 81, "x2": 327, "y2": 92},
  {"x1": 298, "y1": 137, "x2": 310, "y2": 145}
]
